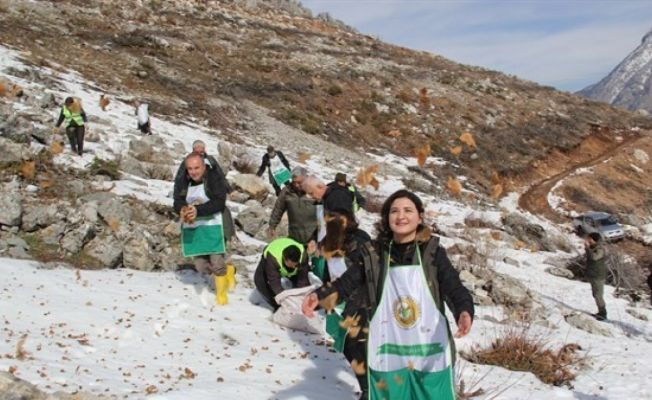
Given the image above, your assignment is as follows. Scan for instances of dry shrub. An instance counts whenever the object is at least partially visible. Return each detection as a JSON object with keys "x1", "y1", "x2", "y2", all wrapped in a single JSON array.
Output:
[
  {"x1": 462, "y1": 326, "x2": 583, "y2": 387},
  {"x1": 99, "y1": 94, "x2": 110, "y2": 111},
  {"x1": 386, "y1": 129, "x2": 401, "y2": 138},
  {"x1": 355, "y1": 164, "x2": 379, "y2": 190},
  {"x1": 15, "y1": 335, "x2": 28, "y2": 360},
  {"x1": 418, "y1": 87, "x2": 430, "y2": 108},
  {"x1": 450, "y1": 145, "x2": 463, "y2": 156},
  {"x1": 460, "y1": 132, "x2": 477, "y2": 149},
  {"x1": 20, "y1": 160, "x2": 36, "y2": 180},
  {"x1": 89, "y1": 157, "x2": 121, "y2": 180},
  {"x1": 232, "y1": 156, "x2": 257, "y2": 174},
  {"x1": 51, "y1": 141, "x2": 64, "y2": 154},
  {"x1": 363, "y1": 194, "x2": 385, "y2": 214},
  {"x1": 0, "y1": 80, "x2": 7, "y2": 96},
  {"x1": 414, "y1": 143, "x2": 431, "y2": 167},
  {"x1": 297, "y1": 152, "x2": 311, "y2": 163},
  {"x1": 447, "y1": 176, "x2": 462, "y2": 196}
]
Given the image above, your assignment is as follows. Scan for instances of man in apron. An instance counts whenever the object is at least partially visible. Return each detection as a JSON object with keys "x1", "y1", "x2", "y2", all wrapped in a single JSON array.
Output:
[
  {"x1": 173, "y1": 153, "x2": 234, "y2": 305},
  {"x1": 256, "y1": 145, "x2": 291, "y2": 195}
]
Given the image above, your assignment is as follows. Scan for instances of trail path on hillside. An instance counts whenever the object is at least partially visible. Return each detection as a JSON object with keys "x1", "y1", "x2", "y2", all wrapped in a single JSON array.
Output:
[{"x1": 518, "y1": 133, "x2": 643, "y2": 223}]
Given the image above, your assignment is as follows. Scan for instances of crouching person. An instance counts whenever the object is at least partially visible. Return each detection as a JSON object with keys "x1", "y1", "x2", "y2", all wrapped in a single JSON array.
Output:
[
  {"x1": 255, "y1": 238, "x2": 311, "y2": 310},
  {"x1": 174, "y1": 153, "x2": 235, "y2": 305}
]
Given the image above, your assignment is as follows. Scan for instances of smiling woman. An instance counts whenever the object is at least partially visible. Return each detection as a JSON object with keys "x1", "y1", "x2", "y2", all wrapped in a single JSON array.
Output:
[{"x1": 303, "y1": 189, "x2": 474, "y2": 399}]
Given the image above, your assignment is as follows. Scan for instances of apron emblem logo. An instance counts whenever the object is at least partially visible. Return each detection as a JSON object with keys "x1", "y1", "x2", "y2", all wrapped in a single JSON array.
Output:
[{"x1": 393, "y1": 296, "x2": 420, "y2": 329}]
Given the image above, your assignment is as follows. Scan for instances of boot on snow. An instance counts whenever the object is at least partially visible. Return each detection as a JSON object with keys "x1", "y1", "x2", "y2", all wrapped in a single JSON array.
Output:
[
  {"x1": 593, "y1": 307, "x2": 607, "y2": 321},
  {"x1": 226, "y1": 264, "x2": 237, "y2": 291},
  {"x1": 214, "y1": 275, "x2": 229, "y2": 305}
]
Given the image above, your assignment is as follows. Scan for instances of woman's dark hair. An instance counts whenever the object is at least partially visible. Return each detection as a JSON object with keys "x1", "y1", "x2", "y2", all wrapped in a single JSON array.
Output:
[
  {"x1": 64, "y1": 97, "x2": 74, "y2": 105},
  {"x1": 320, "y1": 208, "x2": 358, "y2": 259},
  {"x1": 283, "y1": 245, "x2": 302, "y2": 263},
  {"x1": 377, "y1": 189, "x2": 425, "y2": 242}
]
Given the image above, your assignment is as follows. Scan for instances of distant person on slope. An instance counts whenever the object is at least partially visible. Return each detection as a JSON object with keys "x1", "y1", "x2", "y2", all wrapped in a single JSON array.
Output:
[
  {"x1": 55, "y1": 96, "x2": 87, "y2": 156},
  {"x1": 256, "y1": 145, "x2": 291, "y2": 195},
  {"x1": 174, "y1": 153, "x2": 235, "y2": 305},
  {"x1": 327, "y1": 173, "x2": 367, "y2": 213},
  {"x1": 585, "y1": 232, "x2": 608, "y2": 321},
  {"x1": 136, "y1": 102, "x2": 151, "y2": 135},
  {"x1": 254, "y1": 237, "x2": 311, "y2": 310},
  {"x1": 267, "y1": 166, "x2": 317, "y2": 245},
  {"x1": 647, "y1": 266, "x2": 652, "y2": 306}
]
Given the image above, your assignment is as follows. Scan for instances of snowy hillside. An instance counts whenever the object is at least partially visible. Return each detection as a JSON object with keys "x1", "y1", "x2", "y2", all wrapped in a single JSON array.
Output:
[
  {"x1": 578, "y1": 28, "x2": 652, "y2": 113},
  {"x1": 1, "y1": 41, "x2": 652, "y2": 400}
]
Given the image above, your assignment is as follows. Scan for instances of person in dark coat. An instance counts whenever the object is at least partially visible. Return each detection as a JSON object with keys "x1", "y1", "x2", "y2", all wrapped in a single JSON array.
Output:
[
  {"x1": 173, "y1": 153, "x2": 234, "y2": 305},
  {"x1": 303, "y1": 190, "x2": 473, "y2": 400},
  {"x1": 647, "y1": 266, "x2": 652, "y2": 306},
  {"x1": 254, "y1": 237, "x2": 311, "y2": 310},
  {"x1": 302, "y1": 176, "x2": 355, "y2": 214},
  {"x1": 327, "y1": 173, "x2": 367, "y2": 213},
  {"x1": 55, "y1": 96, "x2": 88, "y2": 156},
  {"x1": 585, "y1": 232, "x2": 608, "y2": 321},
  {"x1": 256, "y1": 145, "x2": 291, "y2": 195},
  {"x1": 318, "y1": 208, "x2": 372, "y2": 398}
]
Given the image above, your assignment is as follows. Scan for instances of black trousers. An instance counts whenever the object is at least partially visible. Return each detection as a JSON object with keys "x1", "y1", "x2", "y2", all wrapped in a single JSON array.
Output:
[
  {"x1": 342, "y1": 312, "x2": 369, "y2": 394},
  {"x1": 66, "y1": 125, "x2": 85, "y2": 155}
]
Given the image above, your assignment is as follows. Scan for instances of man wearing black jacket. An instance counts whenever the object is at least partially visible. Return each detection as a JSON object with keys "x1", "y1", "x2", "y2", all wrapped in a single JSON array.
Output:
[
  {"x1": 256, "y1": 145, "x2": 291, "y2": 195},
  {"x1": 174, "y1": 153, "x2": 234, "y2": 305}
]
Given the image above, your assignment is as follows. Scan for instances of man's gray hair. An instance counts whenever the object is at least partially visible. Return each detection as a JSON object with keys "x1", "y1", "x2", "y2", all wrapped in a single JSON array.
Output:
[
  {"x1": 192, "y1": 140, "x2": 206, "y2": 149},
  {"x1": 291, "y1": 166, "x2": 308, "y2": 177}
]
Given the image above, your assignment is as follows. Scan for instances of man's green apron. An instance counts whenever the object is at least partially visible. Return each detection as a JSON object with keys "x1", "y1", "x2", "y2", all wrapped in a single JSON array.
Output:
[
  {"x1": 367, "y1": 245, "x2": 455, "y2": 400},
  {"x1": 270, "y1": 155, "x2": 291, "y2": 186},
  {"x1": 181, "y1": 184, "x2": 225, "y2": 257}
]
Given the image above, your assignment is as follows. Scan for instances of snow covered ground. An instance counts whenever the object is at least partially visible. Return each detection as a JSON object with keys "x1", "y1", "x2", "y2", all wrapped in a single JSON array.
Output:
[{"x1": 2, "y1": 44, "x2": 652, "y2": 399}]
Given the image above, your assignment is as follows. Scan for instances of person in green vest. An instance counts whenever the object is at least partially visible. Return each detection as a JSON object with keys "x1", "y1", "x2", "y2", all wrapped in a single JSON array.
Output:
[
  {"x1": 254, "y1": 237, "x2": 311, "y2": 310},
  {"x1": 55, "y1": 97, "x2": 88, "y2": 156},
  {"x1": 303, "y1": 189, "x2": 474, "y2": 400},
  {"x1": 585, "y1": 232, "x2": 608, "y2": 321}
]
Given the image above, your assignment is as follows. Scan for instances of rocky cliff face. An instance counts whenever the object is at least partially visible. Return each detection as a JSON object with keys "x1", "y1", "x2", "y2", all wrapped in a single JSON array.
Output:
[{"x1": 578, "y1": 28, "x2": 652, "y2": 114}]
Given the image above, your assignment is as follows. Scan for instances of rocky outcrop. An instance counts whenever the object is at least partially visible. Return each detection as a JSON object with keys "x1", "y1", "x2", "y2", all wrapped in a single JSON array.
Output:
[{"x1": 0, "y1": 371, "x2": 103, "y2": 399}]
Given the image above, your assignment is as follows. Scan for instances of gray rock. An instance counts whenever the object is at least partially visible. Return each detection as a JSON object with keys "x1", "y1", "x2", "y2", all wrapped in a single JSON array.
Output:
[
  {"x1": 217, "y1": 141, "x2": 233, "y2": 172},
  {"x1": 564, "y1": 312, "x2": 612, "y2": 336},
  {"x1": 6, "y1": 236, "x2": 28, "y2": 249},
  {"x1": 625, "y1": 308, "x2": 648, "y2": 321},
  {"x1": 97, "y1": 197, "x2": 133, "y2": 228},
  {"x1": 0, "y1": 370, "x2": 103, "y2": 399},
  {"x1": 38, "y1": 222, "x2": 66, "y2": 245},
  {"x1": 236, "y1": 202, "x2": 269, "y2": 237},
  {"x1": 0, "y1": 191, "x2": 22, "y2": 226},
  {"x1": 502, "y1": 256, "x2": 520, "y2": 267},
  {"x1": 120, "y1": 154, "x2": 149, "y2": 178},
  {"x1": 21, "y1": 203, "x2": 60, "y2": 232},
  {"x1": 0, "y1": 137, "x2": 29, "y2": 163},
  {"x1": 84, "y1": 234, "x2": 123, "y2": 268},
  {"x1": 29, "y1": 127, "x2": 49, "y2": 144},
  {"x1": 545, "y1": 266, "x2": 574, "y2": 279},
  {"x1": 39, "y1": 92, "x2": 56, "y2": 108},
  {"x1": 8, "y1": 246, "x2": 31, "y2": 259},
  {"x1": 66, "y1": 179, "x2": 87, "y2": 196},
  {"x1": 123, "y1": 230, "x2": 157, "y2": 271},
  {"x1": 61, "y1": 223, "x2": 95, "y2": 254},
  {"x1": 231, "y1": 173, "x2": 269, "y2": 201},
  {"x1": 81, "y1": 201, "x2": 99, "y2": 224},
  {"x1": 229, "y1": 191, "x2": 250, "y2": 204}
]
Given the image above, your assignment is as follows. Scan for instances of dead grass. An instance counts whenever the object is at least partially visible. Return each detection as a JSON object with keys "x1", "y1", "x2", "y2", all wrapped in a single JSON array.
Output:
[
  {"x1": 88, "y1": 157, "x2": 121, "y2": 180},
  {"x1": 461, "y1": 325, "x2": 583, "y2": 387}
]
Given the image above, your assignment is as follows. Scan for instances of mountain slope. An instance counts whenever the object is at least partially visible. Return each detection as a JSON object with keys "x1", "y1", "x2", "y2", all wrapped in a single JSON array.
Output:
[{"x1": 579, "y1": 28, "x2": 652, "y2": 114}]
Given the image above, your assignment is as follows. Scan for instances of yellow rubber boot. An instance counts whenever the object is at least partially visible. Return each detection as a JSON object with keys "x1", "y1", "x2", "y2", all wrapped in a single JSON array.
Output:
[
  {"x1": 226, "y1": 264, "x2": 237, "y2": 291},
  {"x1": 214, "y1": 275, "x2": 228, "y2": 305}
]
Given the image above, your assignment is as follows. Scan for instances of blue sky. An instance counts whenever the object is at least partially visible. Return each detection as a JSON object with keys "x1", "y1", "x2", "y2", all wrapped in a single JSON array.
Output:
[{"x1": 301, "y1": 0, "x2": 652, "y2": 92}]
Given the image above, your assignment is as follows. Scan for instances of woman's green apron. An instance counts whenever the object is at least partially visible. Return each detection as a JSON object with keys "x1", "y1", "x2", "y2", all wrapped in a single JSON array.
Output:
[
  {"x1": 181, "y1": 184, "x2": 226, "y2": 257},
  {"x1": 367, "y1": 245, "x2": 455, "y2": 399},
  {"x1": 270, "y1": 155, "x2": 291, "y2": 186}
]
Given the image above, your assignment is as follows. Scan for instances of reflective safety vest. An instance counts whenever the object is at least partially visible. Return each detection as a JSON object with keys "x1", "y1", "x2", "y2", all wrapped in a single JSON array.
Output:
[
  {"x1": 263, "y1": 238, "x2": 304, "y2": 277},
  {"x1": 348, "y1": 185, "x2": 359, "y2": 212},
  {"x1": 62, "y1": 105, "x2": 84, "y2": 127}
]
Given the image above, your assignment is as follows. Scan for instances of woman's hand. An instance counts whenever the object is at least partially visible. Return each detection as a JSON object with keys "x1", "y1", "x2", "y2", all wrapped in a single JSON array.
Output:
[
  {"x1": 302, "y1": 293, "x2": 319, "y2": 318},
  {"x1": 454, "y1": 311, "x2": 472, "y2": 338}
]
